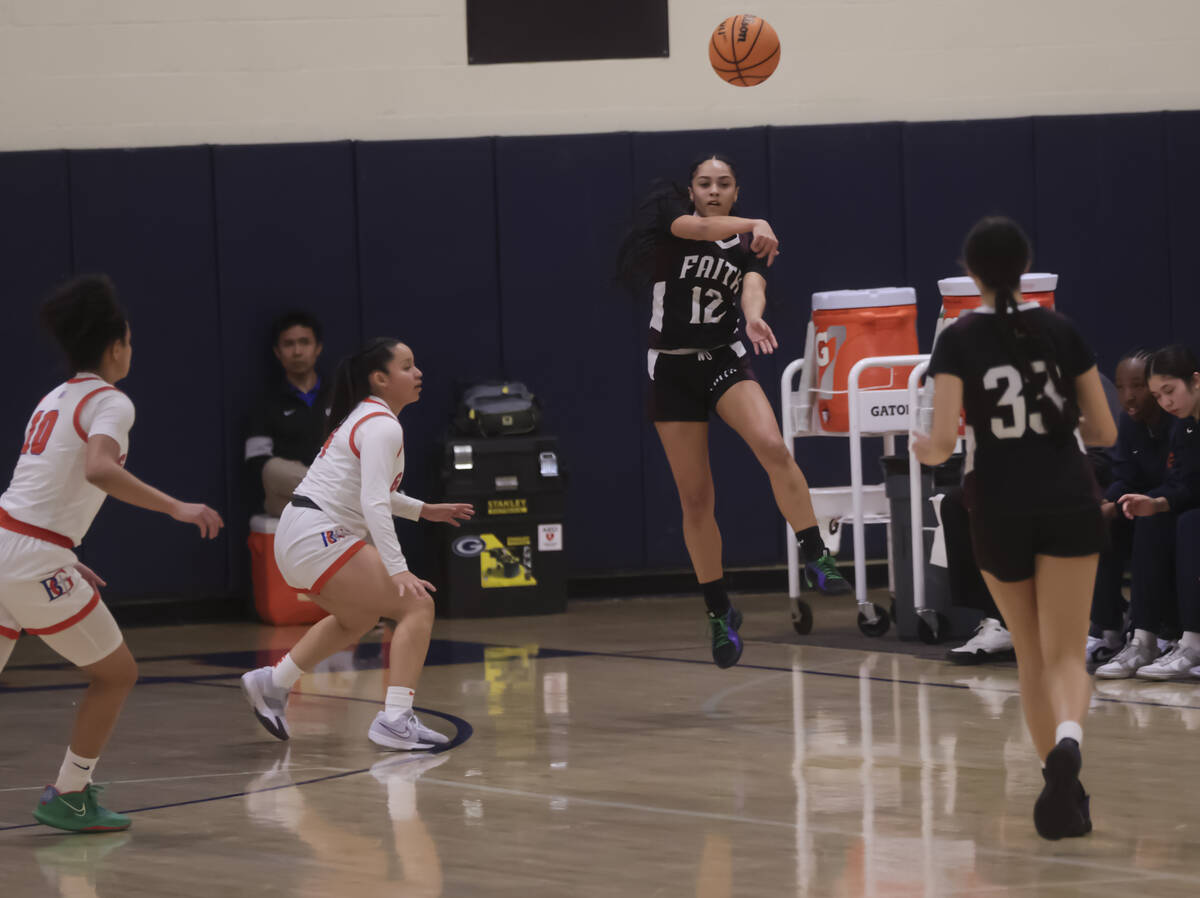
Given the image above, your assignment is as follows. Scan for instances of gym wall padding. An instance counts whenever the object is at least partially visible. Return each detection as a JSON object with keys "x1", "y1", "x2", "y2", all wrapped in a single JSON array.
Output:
[
  {"x1": 495, "y1": 133, "x2": 645, "y2": 572},
  {"x1": 1034, "y1": 113, "x2": 1173, "y2": 372},
  {"x1": 212, "y1": 141, "x2": 364, "y2": 593},
  {"x1": 0, "y1": 151, "x2": 72, "y2": 468},
  {"x1": 355, "y1": 137, "x2": 503, "y2": 575},
  {"x1": 0, "y1": 110, "x2": 1196, "y2": 604},
  {"x1": 67, "y1": 146, "x2": 227, "y2": 596}
]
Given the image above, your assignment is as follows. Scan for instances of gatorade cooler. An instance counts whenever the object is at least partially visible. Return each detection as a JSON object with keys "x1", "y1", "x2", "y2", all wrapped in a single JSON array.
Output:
[
  {"x1": 248, "y1": 515, "x2": 328, "y2": 625},
  {"x1": 811, "y1": 287, "x2": 919, "y2": 433},
  {"x1": 935, "y1": 273, "x2": 1058, "y2": 340}
]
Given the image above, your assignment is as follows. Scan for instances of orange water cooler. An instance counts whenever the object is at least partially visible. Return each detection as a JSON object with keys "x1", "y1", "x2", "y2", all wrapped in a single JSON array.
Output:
[
  {"x1": 935, "y1": 273, "x2": 1057, "y2": 339},
  {"x1": 248, "y1": 515, "x2": 328, "y2": 625},
  {"x1": 811, "y1": 287, "x2": 920, "y2": 433}
]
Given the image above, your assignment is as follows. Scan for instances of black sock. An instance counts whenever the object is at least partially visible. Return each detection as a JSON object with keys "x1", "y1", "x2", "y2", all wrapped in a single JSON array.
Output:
[
  {"x1": 700, "y1": 578, "x2": 731, "y2": 616},
  {"x1": 796, "y1": 526, "x2": 826, "y2": 563}
]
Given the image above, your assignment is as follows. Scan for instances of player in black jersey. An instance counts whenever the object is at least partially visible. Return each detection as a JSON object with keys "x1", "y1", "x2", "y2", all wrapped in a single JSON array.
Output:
[
  {"x1": 617, "y1": 154, "x2": 850, "y2": 670},
  {"x1": 912, "y1": 217, "x2": 1116, "y2": 841}
]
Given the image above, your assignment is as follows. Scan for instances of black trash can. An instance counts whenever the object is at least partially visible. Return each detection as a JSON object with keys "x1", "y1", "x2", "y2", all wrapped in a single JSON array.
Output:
[
  {"x1": 880, "y1": 454, "x2": 979, "y2": 641},
  {"x1": 435, "y1": 434, "x2": 567, "y2": 618}
]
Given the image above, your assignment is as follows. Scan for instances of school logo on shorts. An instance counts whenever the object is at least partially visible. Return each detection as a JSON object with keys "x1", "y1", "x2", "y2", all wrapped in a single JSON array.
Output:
[
  {"x1": 40, "y1": 568, "x2": 76, "y2": 601},
  {"x1": 319, "y1": 527, "x2": 352, "y2": 548}
]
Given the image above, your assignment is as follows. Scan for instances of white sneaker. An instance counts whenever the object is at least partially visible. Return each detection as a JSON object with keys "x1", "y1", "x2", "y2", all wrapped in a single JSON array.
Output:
[
  {"x1": 241, "y1": 666, "x2": 291, "y2": 740},
  {"x1": 946, "y1": 618, "x2": 1015, "y2": 665},
  {"x1": 1086, "y1": 632, "x2": 1124, "y2": 665},
  {"x1": 1135, "y1": 644, "x2": 1200, "y2": 681},
  {"x1": 368, "y1": 710, "x2": 450, "y2": 751},
  {"x1": 369, "y1": 751, "x2": 449, "y2": 784},
  {"x1": 1095, "y1": 636, "x2": 1159, "y2": 679}
]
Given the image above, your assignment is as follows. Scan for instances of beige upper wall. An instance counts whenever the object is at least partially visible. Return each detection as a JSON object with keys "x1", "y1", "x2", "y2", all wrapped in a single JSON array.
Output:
[{"x1": 2, "y1": 0, "x2": 1199, "y2": 150}]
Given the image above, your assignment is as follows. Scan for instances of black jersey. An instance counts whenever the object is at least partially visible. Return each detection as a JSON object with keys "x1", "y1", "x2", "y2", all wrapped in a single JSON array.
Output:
[
  {"x1": 647, "y1": 210, "x2": 768, "y2": 350},
  {"x1": 928, "y1": 304, "x2": 1099, "y2": 514}
]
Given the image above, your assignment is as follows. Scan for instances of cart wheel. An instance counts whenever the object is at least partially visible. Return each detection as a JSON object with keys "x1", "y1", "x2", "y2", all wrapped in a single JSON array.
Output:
[
  {"x1": 791, "y1": 600, "x2": 814, "y2": 636},
  {"x1": 917, "y1": 612, "x2": 951, "y2": 645},
  {"x1": 857, "y1": 604, "x2": 891, "y2": 638}
]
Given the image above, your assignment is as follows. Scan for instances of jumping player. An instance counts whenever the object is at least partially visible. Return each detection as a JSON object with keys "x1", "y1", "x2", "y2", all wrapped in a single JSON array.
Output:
[
  {"x1": 0, "y1": 275, "x2": 224, "y2": 832},
  {"x1": 240, "y1": 338, "x2": 472, "y2": 750},
  {"x1": 616, "y1": 154, "x2": 850, "y2": 670},
  {"x1": 912, "y1": 217, "x2": 1116, "y2": 840}
]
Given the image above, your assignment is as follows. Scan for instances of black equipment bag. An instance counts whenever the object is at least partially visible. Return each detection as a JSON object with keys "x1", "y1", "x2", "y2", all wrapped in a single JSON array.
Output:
[{"x1": 454, "y1": 382, "x2": 541, "y2": 437}]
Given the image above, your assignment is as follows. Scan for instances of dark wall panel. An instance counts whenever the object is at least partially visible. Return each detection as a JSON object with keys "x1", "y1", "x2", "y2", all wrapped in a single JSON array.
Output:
[
  {"x1": 631, "y1": 128, "x2": 780, "y2": 568},
  {"x1": 904, "y1": 117, "x2": 1036, "y2": 348},
  {"x1": 1034, "y1": 114, "x2": 1172, "y2": 373},
  {"x1": 495, "y1": 133, "x2": 644, "y2": 572},
  {"x1": 0, "y1": 151, "x2": 72, "y2": 468},
  {"x1": 356, "y1": 137, "x2": 502, "y2": 576},
  {"x1": 68, "y1": 146, "x2": 227, "y2": 598},
  {"x1": 213, "y1": 142, "x2": 363, "y2": 591},
  {"x1": 1167, "y1": 111, "x2": 1200, "y2": 342}
]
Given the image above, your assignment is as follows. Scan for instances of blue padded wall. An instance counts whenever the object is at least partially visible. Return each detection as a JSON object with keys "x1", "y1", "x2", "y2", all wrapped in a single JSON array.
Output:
[
  {"x1": 68, "y1": 147, "x2": 228, "y2": 597},
  {"x1": 1034, "y1": 113, "x2": 1172, "y2": 373},
  {"x1": 1166, "y1": 111, "x2": 1200, "y2": 343},
  {"x1": 495, "y1": 133, "x2": 644, "y2": 572},
  {"x1": 0, "y1": 151, "x2": 72, "y2": 468},
  {"x1": 631, "y1": 128, "x2": 780, "y2": 568},
  {"x1": 213, "y1": 142, "x2": 364, "y2": 591},
  {"x1": 356, "y1": 137, "x2": 502, "y2": 576},
  {"x1": 903, "y1": 117, "x2": 1036, "y2": 348}
]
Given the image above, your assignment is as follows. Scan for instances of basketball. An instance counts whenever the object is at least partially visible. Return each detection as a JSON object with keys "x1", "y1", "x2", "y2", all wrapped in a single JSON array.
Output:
[{"x1": 709, "y1": 14, "x2": 780, "y2": 86}]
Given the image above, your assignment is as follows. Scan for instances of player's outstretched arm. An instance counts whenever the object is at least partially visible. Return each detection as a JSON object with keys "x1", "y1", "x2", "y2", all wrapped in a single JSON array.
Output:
[
  {"x1": 670, "y1": 216, "x2": 780, "y2": 264},
  {"x1": 84, "y1": 435, "x2": 224, "y2": 539},
  {"x1": 420, "y1": 503, "x2": 474, "y2": 527}
]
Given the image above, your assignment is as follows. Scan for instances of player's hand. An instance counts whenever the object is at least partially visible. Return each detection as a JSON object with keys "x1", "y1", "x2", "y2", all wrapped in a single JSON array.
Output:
[
  {"x1": 392, "y1": 570, "x2": 436, "y2": 600},
  {"x1": 420, "y1": 503, "x2": 475, "y2": 527},
  {"x1": 74, "y1": 562, "x2": 107, "y2": 592},
  {"x1": 909, "y1": 431, "x2": 937, "y2": 466},
  {"x1": 1118, "y1": 493, "x2": 1163, "y2": 519},
  {"x1": 172, "y1": 502, "x2": 225, "y2": 539},
  {"x1": 1100, "y1": 500, "x2": 1118, "y2": 521},
  {"x1": 750, "y1": 220, "x2": 780, "y2": 267},
  {"x1": 744, "y1": 317, "x2": 778, "y2": 355}
]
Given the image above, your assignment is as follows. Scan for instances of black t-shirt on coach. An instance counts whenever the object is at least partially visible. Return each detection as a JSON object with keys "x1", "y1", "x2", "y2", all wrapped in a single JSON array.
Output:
[
  {"x1": 928, "y1": 304, "x2": 1100, "y2": 514},
  {"x1": 647, "y1": 201, "x2": 768, "y2": 351}
]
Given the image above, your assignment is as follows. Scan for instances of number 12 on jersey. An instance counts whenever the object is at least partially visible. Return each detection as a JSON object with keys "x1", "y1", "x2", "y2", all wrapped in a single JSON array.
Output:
[{"x1": 689, "y1": 287, "x2": 726, "y2": 325}]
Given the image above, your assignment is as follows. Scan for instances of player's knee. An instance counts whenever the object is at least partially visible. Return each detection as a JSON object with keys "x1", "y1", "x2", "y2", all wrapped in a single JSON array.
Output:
[
  {"x1": 678, "y1": 484, "x2": 715, "y2": 517},
  {"x1": 92, "y1": 649, "x2": 138, "y2": 692},
  {"x1": 755, "y1": 434, "x2": 792, "y2": 470}
]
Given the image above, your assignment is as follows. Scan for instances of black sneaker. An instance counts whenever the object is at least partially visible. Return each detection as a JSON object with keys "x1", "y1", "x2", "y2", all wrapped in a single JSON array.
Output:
[
  {"x1": 803, "y1": 550, "x2": 852, "y2": 595},
  {"x1": 707, "y1": 608, "x2": 744, "y2": 669},
  {"x1": 1034, "y1": 738, "x2": 1090, "y2": 840}
]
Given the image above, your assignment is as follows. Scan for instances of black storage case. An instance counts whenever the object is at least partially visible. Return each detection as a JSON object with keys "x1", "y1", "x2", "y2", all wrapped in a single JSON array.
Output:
[{"x1": 435, "y1": 435, "x2": 568, "y2": 618}]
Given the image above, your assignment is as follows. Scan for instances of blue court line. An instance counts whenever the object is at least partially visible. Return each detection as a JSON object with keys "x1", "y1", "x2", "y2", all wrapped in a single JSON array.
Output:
[{"x1": 0, "y1": 707, "x2": 472, "y2": 833}]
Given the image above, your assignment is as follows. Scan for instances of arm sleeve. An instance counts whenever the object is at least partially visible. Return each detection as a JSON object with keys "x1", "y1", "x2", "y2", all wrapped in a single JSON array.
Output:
[
  {"x1": 741, "y1": 237, "x2": 769, "y2": 280},
  {"x1": 390, "y1": 492, "x2": 424, "y2": 521},
  {"x1": 357, "y1": 418, "x2": 410, "y2": 575},
  {"x1": 1057, "y1": 317, "x2": 1096, "y2": 378},
  {"x1": 83, "y1": 391, "x2": 135, "y2": 452}
]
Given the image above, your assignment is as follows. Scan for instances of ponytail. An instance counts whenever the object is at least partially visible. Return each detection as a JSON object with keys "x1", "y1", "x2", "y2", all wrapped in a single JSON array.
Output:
[
  {"x1": 326, "y1": 337, "x2": 399, "y2": 434},
  {"x1": 964, "y1": 217, "x2": 1078, "y2": 439}
]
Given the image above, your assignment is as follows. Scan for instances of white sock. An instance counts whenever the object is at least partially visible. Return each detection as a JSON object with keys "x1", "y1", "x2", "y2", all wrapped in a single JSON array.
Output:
[
  {"x1": 1134, "y1": 628, "x2": 1156, "y2": 646},
  {"x1": 1180, "y1": 631, "x2": 1200, "y2": 651},
  {"x1": 387, "y1": 778, "x2": 417, "y2": 821},
  {"x1": 1055, "y1": 721, "x2": 1083, "y2": 746},
  {"x1": 385, "y1": 686, "x2": 415, "y2": 720},
  {"x1": 54, "y1": 748, "x2": 98, "y2": 794},
  {"x1": 271, "y1": 654, "x2": 304, "y2": 690}
]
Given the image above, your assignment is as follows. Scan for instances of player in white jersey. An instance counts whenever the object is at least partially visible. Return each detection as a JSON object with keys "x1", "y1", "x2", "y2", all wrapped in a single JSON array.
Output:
[
  {"x1": 0, "y1": 276, "x2": 223, "y2": 833},
  {"x1": 241, "y1": 337, "x2": 472, "y2": 751}
]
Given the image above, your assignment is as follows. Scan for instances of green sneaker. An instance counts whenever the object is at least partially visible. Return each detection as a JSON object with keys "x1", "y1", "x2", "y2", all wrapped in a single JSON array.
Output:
[
  {"x1": 707, "y1": 607, "x2": 744, "y2": 669},
  {"x1": 803, "y1": 550, "x2": 852, "y2": 595},
  {"x1": 33, "y1": 784, "x2": 131, "y2": 833}
]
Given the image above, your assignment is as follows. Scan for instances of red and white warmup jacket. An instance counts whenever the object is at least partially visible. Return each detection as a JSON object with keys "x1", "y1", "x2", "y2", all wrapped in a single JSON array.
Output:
[{"x1": 295, "y1": 397, "x2": 423, "y2": 576}]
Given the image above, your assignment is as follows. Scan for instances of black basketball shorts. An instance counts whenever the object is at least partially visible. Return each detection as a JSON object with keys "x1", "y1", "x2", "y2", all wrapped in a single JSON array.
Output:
[
  {"x1": 646, "y1": 342, "x2": 756, "y2": 422},
  {"x1": 968, "y1": 504, "x2": 1106, "y2": 582}
]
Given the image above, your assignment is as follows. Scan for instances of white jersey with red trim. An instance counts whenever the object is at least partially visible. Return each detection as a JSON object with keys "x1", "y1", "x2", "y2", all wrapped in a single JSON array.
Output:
[
  {"x1": 295, "y1": 397, "x2": 423, "y2": 576},
  {"x1": 0, "y1": 374, "x2": 134, "y2": 547}
]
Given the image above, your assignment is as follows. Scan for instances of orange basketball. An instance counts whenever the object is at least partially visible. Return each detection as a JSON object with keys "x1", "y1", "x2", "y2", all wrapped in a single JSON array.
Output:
[{"x1": 709, "y1": 14, "x2": 780, "y2": 86}]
